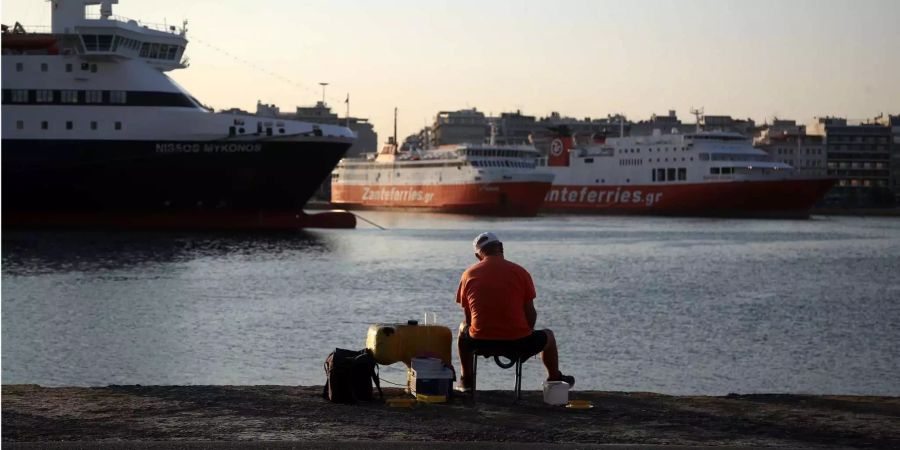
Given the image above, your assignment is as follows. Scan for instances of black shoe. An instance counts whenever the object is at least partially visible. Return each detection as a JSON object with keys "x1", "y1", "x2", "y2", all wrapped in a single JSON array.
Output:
[{"x1": 549, "y1": 374, "x2": 575, "y2": 388}]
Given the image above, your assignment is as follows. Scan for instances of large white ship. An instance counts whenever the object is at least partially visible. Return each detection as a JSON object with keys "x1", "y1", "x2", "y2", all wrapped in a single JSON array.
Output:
[
  {"x1": 2, "y1": 0, "x2": 355, "y2": 229},
  {"x1": 540, "y1": 130, "x2": 835, "y2": 218},
  {"x1": 331, "y1": 139, "x2": 554, "y2": 216}
]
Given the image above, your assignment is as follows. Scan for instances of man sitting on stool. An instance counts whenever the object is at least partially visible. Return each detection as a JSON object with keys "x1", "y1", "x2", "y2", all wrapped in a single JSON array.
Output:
[{"x1": 455, "y1": 231, "x2": 574, "y2": 392}]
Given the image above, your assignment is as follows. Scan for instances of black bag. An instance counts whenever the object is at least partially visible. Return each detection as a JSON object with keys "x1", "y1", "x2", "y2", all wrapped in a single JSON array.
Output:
[{"x1": 322, "y1": 348, "x2": 383, "y2": 404}]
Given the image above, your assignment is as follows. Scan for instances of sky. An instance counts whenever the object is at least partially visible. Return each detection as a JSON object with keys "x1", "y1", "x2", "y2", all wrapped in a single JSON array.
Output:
[{"x1": 4, "y1": 0, "x2": 899, "y2": 147}]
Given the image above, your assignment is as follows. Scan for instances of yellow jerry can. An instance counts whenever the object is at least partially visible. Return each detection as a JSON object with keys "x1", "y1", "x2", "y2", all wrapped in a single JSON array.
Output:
[{"x1": 366, "y1": 323, "x2": 453, "y2": 367}]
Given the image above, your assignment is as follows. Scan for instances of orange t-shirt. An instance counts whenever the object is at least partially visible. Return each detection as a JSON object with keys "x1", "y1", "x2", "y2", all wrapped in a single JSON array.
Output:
[{"x1": 456, "y1": 256, "x2": 536, "y2": 340}]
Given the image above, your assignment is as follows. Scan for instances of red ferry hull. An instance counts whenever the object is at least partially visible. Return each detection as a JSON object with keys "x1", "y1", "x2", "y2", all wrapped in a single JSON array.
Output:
[
  {"x1": 332, "y1": 181, "x2": 552, "y2": 216},
  {"x1": 541, "y1": 178, "x2": 836, "y2": 218}
]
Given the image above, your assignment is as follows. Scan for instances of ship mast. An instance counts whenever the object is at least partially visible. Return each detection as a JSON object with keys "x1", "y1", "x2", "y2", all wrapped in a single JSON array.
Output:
[
  {"x1": 690, "y1": 107, "x2": 704, "y2": 133},
  {"x1": 393, "y1": 107, "x2": 398, "y2": 146}
]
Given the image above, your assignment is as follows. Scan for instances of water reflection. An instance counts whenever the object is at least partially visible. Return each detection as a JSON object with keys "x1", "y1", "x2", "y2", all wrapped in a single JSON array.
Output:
[{"x1": 1, "y1": 230, "x2": 332, "y2": 275}]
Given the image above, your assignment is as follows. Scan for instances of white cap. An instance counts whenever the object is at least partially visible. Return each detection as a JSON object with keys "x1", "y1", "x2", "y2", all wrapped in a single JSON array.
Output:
[{"x1": 473, "y1": 232, "x2": 501, "y2": 253}]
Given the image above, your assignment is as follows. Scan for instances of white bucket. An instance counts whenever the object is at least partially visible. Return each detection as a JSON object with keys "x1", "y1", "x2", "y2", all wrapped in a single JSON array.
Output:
[{"x1": 542, "y1": 381, "x2": 570, "y2": 405}]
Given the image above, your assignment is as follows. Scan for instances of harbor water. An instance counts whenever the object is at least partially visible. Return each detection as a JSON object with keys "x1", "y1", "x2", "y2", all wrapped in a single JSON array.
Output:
[{"x1": 3, "y1": 213, "x2": 899, "y2": 395}]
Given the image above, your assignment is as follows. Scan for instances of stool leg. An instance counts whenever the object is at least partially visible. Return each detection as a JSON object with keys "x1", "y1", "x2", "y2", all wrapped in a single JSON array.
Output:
[
  {"x1": 515, "y1": 358, "x2": 522, "y2": 401},
  {"x1": 471, "y1": 353, "x2": 477, "y2": 400}
]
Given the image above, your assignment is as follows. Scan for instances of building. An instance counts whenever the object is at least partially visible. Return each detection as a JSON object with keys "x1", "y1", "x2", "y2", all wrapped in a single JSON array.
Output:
[
  {"x1": 755, "y1": 119, "x2": 806, "y2": 145},
  {"x1": 700, "y1": 115, "x2": 756, "y2": 136},
  {"x1": 256, "y1": 100, "x2": 377, "y2": 158},
  {"x1": 808, "y1": 116, "x2": 893, "y2": 206},
  {"x1": 629, "y1": 110, "x2": 694, "y2": 136},
  {"x1": 402, "y1": 126, "x2": 431, "y2": 151},
  {"x1": 432, "y1": 108, "x2": 487, "y2": 146},
  {"x1": 493, "y1": 110, "x2": 537, "y2": 145},
  {"x1": 757, "y1": 133, "x2": 826, "y2": 177}
]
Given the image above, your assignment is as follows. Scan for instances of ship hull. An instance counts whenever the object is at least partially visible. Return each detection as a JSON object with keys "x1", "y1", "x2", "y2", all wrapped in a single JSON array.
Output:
[
  {"x1": 2, "y1": 138, "x2": 352, "y2": 229},
  {"x1": 331, "y1": 181, "x2": 553, "y2": 216},
  {"x1": 541, "y1": 178, "x2": 837, "y2": 219}
]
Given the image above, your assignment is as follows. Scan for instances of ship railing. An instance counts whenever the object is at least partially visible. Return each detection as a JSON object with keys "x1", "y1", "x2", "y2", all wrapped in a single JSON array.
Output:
[{"x1": 84, "y1": 14, "x2": 185, "y2": 35}]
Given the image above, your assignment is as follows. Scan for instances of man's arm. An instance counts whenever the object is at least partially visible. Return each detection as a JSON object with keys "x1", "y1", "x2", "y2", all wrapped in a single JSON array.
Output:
[{"x1": 524, "y1": 300, "x2": 537, "y2": 330}]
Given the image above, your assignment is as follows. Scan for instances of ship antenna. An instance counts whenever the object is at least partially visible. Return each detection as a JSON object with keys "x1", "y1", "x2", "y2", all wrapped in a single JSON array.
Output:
[
  {"x1": 690, "y1": 107, "x2": 704, "y2": 133},
  {"x1": 319, "y1": 82, "x2": 329, "y2": 105},
  {"x1": 619, "y1": 113, "x2": 624, "y2": 137},
  {"x1": 489, "y1": 120, "x2": 497, "y2": 145}
]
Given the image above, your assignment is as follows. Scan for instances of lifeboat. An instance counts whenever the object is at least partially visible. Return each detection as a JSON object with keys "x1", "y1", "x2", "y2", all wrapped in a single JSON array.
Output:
[
  {"x1": 2, "y1": 34, "x2": 57, "y2": 50},
  {"x1": 2, "y1": 23, "x2": 58, "y2": 52}
]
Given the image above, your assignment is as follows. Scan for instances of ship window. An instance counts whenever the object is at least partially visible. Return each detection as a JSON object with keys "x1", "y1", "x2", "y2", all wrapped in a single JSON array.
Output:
[
  {"x1": 85, "y1": 90, "x2": 103, "y2": 103},
  {"x1": 66, "y1": 63, "x2": 73, "y2": 72},
  {"x1": 16, "y1": 120, "x2": 24, "y2": 130},
  {"x1": 11, "y1": 89, "x2": 28, "y2": 103},
  {"x1": 110, "y1": 91, "x2": 127, "y2": 104},
  {"x1": 678, "y1": 168, "x2": 686, "y2": 180},
  {"x1": 584, "y1": 158, "x2": 594, "y2": 163},
  {"x1": 16, "y1": 62, "x2": 23, "y2": 72},
  {"x1": 61, "y1": 90, "x2": 78, "y2": 103},
  {"x1": 66, "y1": 121, "x2": 73, "y2": 130},
  {"x1": 91, "y1": 121, "x2": 98, "y2": 130},
  {"x1": 90, "y1": 64, "x2": 98, "y2": 73},
  {"x1": 83, "y1": 34, "x2": 98, "y2": 51},
  {"x1": 667, "y1": 168, "x2": 676, "y2": 181},
  {"x1": 711, "y1": 167, "x2": 720, "y2": 175},
  {"x1": 148, "y1": 43, "x2": 160, "y2": 59},
  {"x1": 139, "y1": 43, "x2": 150, "y2": 57},
  {"x1": 35, "y1": 90, "x2": 54, "y2": 103},
  {"x1": 114, "y1": 121, "x2": 122, "y2": 130},
  {"x1": 98, "y1": 35, "x2": 113, "y2": 51},
  {"x1": 41, "y1": 63, "x2": 48, "y2": 72},
  {"x1": 699, "y1": 153, "x2": 709, "y2": 161},
  {"x1": 41, "y1": 121, "x2": 49, "y2": 130},
  {"x1": 158, "y1": 44, "x2": 169, "y2": 59},
  {"x1": 651, "y1": 169, "x2": 656, "y2": 182},
  {"x1": 167, "y1": 46, "x2": 178, "y2": 60},
  {"x1": 722, "y1": 167, "x2": 733, "y2": 175},
  {"x1": 656, "y1": 168, "x2": 665, "y2": 181},
  {"x1": 81, "y1": 62, "x2": 90, "y2": 71}
]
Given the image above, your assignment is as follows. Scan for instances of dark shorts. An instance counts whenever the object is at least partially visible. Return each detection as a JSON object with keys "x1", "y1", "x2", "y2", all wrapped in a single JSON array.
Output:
[{"x1": 459, "y1": 326, "x2": 548, "y2": 361}]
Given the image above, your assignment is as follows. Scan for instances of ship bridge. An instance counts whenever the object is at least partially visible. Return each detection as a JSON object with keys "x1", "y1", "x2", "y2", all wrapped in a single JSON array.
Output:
[{"x1": 51, "y1": 0, "x2": 188, "y2": 71}]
